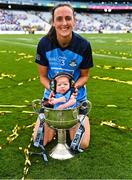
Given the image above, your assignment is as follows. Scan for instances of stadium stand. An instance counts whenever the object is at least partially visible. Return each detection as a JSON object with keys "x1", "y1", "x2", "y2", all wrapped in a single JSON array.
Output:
[{"x1": 0, "y1": 0, "x2": 132, "y2": 34}]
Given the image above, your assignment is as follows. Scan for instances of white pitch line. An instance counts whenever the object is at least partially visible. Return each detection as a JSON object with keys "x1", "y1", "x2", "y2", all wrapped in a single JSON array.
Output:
[
  {"x1": 94, "y1": 53, "x2": 132, "y2": 61},
  {"x1": 0, "y1": 39, "x2": 132, "y2": 61},
  {"x1": 0, "y1": 39, "x2": 36, "y2": 47}
]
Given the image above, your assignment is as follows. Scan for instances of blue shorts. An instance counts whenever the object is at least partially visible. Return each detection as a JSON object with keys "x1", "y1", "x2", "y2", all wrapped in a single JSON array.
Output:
[{"x1": 79, "y1": 100, "x2": 88, "y2": 115}]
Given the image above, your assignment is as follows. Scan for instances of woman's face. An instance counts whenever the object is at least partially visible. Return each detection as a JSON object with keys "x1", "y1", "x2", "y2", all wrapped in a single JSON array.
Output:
[
  {"x1": 56, "y1": 76, "x2": 70, "y2": 94},
  {"x1": 53, "y1": 6, "x2": 75, "y2": 39}
]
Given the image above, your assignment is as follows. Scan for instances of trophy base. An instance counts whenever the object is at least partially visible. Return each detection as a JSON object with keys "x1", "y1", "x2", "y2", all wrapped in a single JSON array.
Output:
[{"x1": 49, "y1": 143, "x2": 74, "y2": 160}]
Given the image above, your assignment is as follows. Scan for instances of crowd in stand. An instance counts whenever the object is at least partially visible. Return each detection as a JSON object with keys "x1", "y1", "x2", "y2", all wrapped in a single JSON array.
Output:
[
  {"x1": 74, "y1": 13, "x2": 132, "y2": 32},
  {"x1": 0, "y1": 9, "x2": 24, "y2": 31},
  {"x1": 0, "y1": 9, "x2": 50, "y2": 32},
  {"x1": 0, "y1": 9, "x2": 132, "y2": 33}
]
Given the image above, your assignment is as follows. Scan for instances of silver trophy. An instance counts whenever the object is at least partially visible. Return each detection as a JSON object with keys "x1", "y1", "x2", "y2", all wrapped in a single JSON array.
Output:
[{"x1": 32, "y1": 99, "x2": 92, "y2": 160}]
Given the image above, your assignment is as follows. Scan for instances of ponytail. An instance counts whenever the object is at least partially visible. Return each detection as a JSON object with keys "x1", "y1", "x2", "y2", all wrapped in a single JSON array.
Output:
[{"x1": 47, "y1": 26, "x2": 56, "y2": 41}]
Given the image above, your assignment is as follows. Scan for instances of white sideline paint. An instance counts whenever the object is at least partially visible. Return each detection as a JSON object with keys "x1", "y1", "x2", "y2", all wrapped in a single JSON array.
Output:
[
  {"x1": 94, "y1": 53, "x2": 132, "y2": 61},
  {"x1": 0, "y1": 39, "x2": 36, "y2": 47}
]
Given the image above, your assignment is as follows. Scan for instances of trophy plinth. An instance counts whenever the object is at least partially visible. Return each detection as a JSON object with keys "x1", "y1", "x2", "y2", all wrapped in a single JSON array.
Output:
[{"x1": 49, "y1": 129, "x2": 74, "y2": 160}]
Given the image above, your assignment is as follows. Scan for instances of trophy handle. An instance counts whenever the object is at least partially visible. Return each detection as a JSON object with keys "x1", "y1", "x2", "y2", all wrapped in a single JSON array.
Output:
[{"x1": 32, "y1": 99, "x2": 42, "y2": 114}]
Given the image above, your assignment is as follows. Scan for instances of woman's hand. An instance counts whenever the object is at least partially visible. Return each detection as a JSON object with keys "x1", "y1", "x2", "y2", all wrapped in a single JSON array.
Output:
[{"x1": 48, "y1": 91, "x2": 55, "y2": 105}]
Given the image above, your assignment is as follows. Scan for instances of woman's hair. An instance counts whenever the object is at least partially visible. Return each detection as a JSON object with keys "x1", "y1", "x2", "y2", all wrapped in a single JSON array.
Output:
[{"x1": 47, "y1": 3, "x2": 75, "y2": 40}]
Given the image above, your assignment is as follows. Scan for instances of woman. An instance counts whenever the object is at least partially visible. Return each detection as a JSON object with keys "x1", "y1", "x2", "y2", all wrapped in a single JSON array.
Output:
[{"x1": 33, "y1": 3, "x2": 93, "y2": 150}]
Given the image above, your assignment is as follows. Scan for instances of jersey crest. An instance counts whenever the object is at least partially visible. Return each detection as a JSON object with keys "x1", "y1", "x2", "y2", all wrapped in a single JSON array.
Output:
[{"x1": 69, "y1": 59, "x2": 77, "y2": 67}]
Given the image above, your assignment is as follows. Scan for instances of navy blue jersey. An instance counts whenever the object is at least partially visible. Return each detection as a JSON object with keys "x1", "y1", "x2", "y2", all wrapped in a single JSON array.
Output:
[{"x1": 35, "y1": 32, "x2": 93, "y2": 101}]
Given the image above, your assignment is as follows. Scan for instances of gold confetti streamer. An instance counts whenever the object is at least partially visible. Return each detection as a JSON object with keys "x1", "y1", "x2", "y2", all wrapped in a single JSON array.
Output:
[
  {"x1": 92, "y1": 76, "x2": 132, "y2": 85},
  {"x1": 1, "y1": 76, "x2": 39, "y2": 89},
  {"x1": 7, "y1": 124, "x2": 20, "y2": 143},
  {"x1": 107, "y1": 105, "x2": 117, "y2": 107},
  {"x1": 16, "y1": 53, "x2": 33, "y2": 62},
  {"x1": 93, "y1": 49, "x2": 132, "y2": 59},
  {"x1": 100, "y1": 121, "x2": 132, "y2": 131},
  {"x1": 18, "y1": 82, "x2": 24, "y2": 86},
  {"x1": 22, "y1": 111, "x2": 35, "y2": 114},
  {"x1": 19, "y1": 147, "x2": 23, "y2": 150},
  {"x1": 96, "y1": 65, "x2": 132, "y2": 71},
  {"x1": 1, "y1": 123, "x2": 35, "y2": 149},
  {"x1": 21, "y1": 137, "x2": 33, "y2": 180},
  {"x1": 18, "y1": 53, "x2": 26, "y2": 56},
  {"x1": 24, "y1": 100, "x2": 29, "y2": 103},
  {"x1": 0, "y1": 73, "x2": 16, "y2": 79},
  {"x1": 24, "y1": 123, "x2": 35, "y2": 129}
]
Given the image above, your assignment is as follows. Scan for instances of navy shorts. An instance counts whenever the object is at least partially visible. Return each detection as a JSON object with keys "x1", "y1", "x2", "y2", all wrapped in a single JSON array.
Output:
[{"x1": 79, "y1": 100, "x2": 88, "y2": 115}]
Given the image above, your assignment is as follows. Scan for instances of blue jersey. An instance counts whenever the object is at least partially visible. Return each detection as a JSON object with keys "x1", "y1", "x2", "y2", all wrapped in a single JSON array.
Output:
[{"x1": 35, "y1": 32, "x2": 93, "y2": 102}]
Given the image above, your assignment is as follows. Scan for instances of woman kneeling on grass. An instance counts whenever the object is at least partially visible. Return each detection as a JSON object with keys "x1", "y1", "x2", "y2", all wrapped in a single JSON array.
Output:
[{"x1": 33, "y1": 2, "x2": 94, "y2": 151}]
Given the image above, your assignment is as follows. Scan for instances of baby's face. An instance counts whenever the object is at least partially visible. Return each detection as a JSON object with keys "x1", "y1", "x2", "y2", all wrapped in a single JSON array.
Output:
[{"x1": 56, "y1": 76, "x2": 70, "y2": 94}]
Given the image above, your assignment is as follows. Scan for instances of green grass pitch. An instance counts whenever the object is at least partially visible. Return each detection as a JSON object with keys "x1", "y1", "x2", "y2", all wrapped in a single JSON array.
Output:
[{"x1": 0, "y1": 33, "x2": 132, "y2": 179}]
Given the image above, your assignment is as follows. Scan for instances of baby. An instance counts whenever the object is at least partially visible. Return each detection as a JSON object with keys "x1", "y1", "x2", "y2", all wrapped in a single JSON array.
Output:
[{"x1": 49, "y1": 74, "x2": 77, "y2": 110}]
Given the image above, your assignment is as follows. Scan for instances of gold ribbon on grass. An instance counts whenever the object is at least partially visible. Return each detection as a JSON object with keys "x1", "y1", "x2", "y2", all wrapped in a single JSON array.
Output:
[
  {"x1": 0, "y1": 122, "x2": 35, "y2": 149},
  {"x1": 100, "y1": 121, "x2": 132, "y2": 131},
  {"x1": 92, "y1": 76, "x2": 132, "y2": 85},
  {"x1": 0, "y1": 122, "x2": 35, "y2": 179}
]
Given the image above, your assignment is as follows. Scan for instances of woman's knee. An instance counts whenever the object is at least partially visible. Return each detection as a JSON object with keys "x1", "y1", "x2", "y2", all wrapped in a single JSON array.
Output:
[
  {"x1": 69, "y1": 116, "x2": 90, "y2": 150},
  {"x1": 33, "y1": 119, "x2": 55, "y2": 145},
  {"x1": 43, "y1": 124, "x2": 56, "y2": 145},
  {"x1": 32, "y1": 118, "x2": 40, "y2": 142},
  {"x1": 80, "y1": 137, "x2": 90, "y2": 150},
  {"x1": 80, "y1": 117, "x2": 90, "y2": 149}
]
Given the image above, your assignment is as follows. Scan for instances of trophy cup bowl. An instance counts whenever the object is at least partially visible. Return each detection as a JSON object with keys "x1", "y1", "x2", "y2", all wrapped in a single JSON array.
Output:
[{"x1": 43, "y1": 107, "x2": 79, "y2": 129}]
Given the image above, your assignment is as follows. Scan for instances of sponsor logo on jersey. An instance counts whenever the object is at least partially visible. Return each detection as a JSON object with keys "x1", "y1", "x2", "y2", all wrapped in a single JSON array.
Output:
[
  {"x1": 36, "y1": 53, "x2": 40, "y2": 61},
  {"x1": 69, "y1": 60, "x2": 77, "y2": 67}
]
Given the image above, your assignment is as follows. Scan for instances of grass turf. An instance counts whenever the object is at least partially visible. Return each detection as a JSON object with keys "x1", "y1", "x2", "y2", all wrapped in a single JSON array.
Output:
[{"x1": 0, "y1": 33, "x2": 132, "y2": 179}]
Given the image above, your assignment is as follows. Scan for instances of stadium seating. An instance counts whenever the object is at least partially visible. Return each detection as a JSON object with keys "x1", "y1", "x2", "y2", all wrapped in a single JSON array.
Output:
[{"x1": 0, "y1": 8, "x2": 131, "y2": 33}]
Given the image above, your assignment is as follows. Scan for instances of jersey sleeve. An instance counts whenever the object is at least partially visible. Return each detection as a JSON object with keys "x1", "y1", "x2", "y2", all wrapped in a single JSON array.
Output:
[
  {"x1": 79, "y1": 41, "x2": 93, "y2": 69},
  {"x1": 35, "y1": 39, "x2": 49, "y2": 66}
]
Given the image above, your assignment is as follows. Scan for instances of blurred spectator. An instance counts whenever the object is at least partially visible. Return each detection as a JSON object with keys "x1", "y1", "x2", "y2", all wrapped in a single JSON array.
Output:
[{"x1": 0, "y1": 9, "x2": 132, "y2": 33}]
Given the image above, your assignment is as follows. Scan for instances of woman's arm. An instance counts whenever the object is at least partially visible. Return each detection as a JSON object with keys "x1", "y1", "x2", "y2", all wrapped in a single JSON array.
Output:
[
  {"x1": 37, "y1": 64, "x2": 50, "y2": 89},
  {"x1": 75, "y1": 69, "x2": 90, "y2": 88}
]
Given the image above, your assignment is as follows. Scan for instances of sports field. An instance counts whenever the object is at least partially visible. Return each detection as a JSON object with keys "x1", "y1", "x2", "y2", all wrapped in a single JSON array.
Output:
[{"x1": 0, "y1": 33, "x2": 132, "y2": 179}]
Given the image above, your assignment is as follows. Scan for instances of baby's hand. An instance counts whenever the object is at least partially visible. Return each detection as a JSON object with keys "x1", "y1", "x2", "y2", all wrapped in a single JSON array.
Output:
[
  {"x1": 48, "y1": 97, "x2": 54, "y2": 105},
  {"x1": 53, "y1": 96, "x2": 66, "y2": 105},
  {"x1": 73, "y1": 85, "x2": 78, "y2": 98}
]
